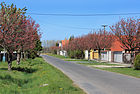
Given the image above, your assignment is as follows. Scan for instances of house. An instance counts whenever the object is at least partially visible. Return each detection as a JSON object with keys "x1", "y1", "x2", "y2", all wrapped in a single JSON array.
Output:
[
  {"x1": 59, "y1": 39, "x2": 69, "y2": 57},
  {"x1": 84, "y1": 50, "x2": 89, "y2": 59},
  {"x1": 86, "y1": 39, "x2": 132, "y2": 63},
  {"x1": 62, "y1": 39, "x2": 69, "y2": 47},
  {"x1": 84, "y1": 49, "x2": 99, "y2": 60},
  {"x1": 110, "y1": 39, "x2": 125, "y2": 63},
  {"x1": 93, "y1": 49, "x2": 99, "y2": 59},
  {"x1": 89, "y1": 49, "x2": 99, "y2": 60},
  {"x1": 100, "y1": 39, "x2": 133, "y2": 63},
  {"x1": 101, "y1": 50, "x2": 111, "y2": 62}
]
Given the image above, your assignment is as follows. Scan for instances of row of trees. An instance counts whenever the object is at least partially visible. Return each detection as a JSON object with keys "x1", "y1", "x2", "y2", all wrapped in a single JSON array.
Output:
[
  {"x1": 0, "y1": 2, "x2": 42, "y2": 70},
  {"x1": 62, "y1": 18, "x2": 140, "y2": 63},
  {"x1": 63, "y1": 30, "x2": 114, "y2": 59}
]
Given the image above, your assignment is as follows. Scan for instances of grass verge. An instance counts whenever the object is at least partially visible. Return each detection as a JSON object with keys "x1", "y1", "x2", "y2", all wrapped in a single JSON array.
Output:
[
  {"x1": 0, "y1": 57, "x2": 85, "y2": 94},
  {"x1": 45, "y1": 53, "x2": 71, "y2": 60},
  {"x1": 45, "y1": 53, "x2": 87, "y2": 61},
  {"x1": 79, "y1": 62, "x2": 140, "y2": 78},
  {"x1": 97, "y1": 67, "x2": 140, "y2": 78},
  {"x1": 78, "y1": 62, "x2": 120, "y2": 66}
]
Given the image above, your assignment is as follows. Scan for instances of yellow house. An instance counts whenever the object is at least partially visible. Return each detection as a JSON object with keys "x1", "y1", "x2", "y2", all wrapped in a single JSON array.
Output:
[
  {"x1": 93, "y1": 49, "x2": 99, "y2": 59},
  {"x1": 90, "y1": 49, "x2": 94, "y2": 59},
  {"x1": 90, "y1": 49, "x2": 99, "y2": 60}
]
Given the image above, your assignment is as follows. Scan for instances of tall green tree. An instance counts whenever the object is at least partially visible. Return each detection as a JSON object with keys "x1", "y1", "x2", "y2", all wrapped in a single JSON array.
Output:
[
  {"x1": 26, "y1": 40, "x2": 42, "y2": 59},
  {"x1": 0, "y1": 2, "x2": 26, "y2": 70},
  {"x1": 0, "y1": 2, "x2": 40, "y2": 70},
  {"x1": 110, "y1": 18, "x2": 140, "y2": 64},
  {"x1": 34, "y1": 40, "x2": 43, "y2": 55}
]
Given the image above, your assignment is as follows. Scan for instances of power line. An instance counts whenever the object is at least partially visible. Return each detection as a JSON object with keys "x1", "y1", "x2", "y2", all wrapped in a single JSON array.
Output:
[
  {"x1": 44, "y1": 22, "x2": 93, "y2": 30},
  {"x1": 27, "y1": 12, "x2": 140, "y2": 16}
]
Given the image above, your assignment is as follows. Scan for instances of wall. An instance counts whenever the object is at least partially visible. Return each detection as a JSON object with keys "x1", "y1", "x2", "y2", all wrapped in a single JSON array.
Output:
[
  {"x1": 93, "y1": 50, "x2": 99, "y2": 59},
  {"x1": 90, "y1": 50, "x2": 94, "y2": 60},
  {"x1": 85, "y1": 50, "x2": 89, "y2": 60}
]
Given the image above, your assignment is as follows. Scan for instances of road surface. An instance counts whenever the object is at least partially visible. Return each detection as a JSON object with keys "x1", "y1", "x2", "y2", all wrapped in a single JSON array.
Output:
[{"x1": 42, "y1": 55, "x2": 140, "y2": 94}]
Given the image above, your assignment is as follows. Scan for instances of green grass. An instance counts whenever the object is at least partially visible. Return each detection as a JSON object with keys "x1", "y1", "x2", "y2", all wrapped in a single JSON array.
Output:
[
  {"x1": 78, "y1": 61, "x2": 140, "y2": 78},
  {"x1": 77, "y1": 60, "x2": 140, "y2": 78},
  {"x1": 46, "y1": 53, "x2": 87, "y2": 61},
  {"x1": 79, "y1": 62, "x2": 120, "y2": 66},
  {"x1": 0, "y1": 57, "x2": 85, "y2": 94},
  {"x1": 97, "y1": 67, "x2": 140, "y2": 78},
  {"x1": 65, "y1": 59, "x2": 88, "y2": 61},
  {"x1": 46, "y1": 53, "x2": 71, "y2": 60}
]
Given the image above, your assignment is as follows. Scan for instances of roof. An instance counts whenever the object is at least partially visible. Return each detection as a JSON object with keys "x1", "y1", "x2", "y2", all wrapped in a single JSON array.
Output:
[
  {"x1": 62, "y1": 40, "x2": 69, "y2": 47},
  {"x1": 110, "y1": 39, "x2": 124, "y2": 51}
]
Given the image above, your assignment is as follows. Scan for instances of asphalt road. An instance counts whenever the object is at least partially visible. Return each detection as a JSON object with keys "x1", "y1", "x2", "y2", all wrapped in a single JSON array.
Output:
[{"x1": 42, "y1": 55, "x2": 140, "y2": 94}]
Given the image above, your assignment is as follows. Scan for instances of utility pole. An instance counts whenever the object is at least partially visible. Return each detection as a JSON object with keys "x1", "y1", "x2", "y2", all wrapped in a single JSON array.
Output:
[{"x1": 101, "y1": 25, "x2": 108, "y2": 32}]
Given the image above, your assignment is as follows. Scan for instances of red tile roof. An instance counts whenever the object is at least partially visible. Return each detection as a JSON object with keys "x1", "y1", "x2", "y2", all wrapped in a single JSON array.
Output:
[
  {"x1": 62, "y1": 40, "x2": 69, "y2": 47},
  {"x1": 110, "y1": 39, "x2": 124, "y2": 51}
]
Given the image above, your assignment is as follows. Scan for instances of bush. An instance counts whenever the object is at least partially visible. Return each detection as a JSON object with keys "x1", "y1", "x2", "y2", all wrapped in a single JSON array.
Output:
[
  {"x1": 68, "y1": 50, "x2": 84, "y2": 59},
  {"x1": 134, "y1": 53, "x2": 140, "y2": 70},
  {"x1": 51, "y1": 50, "x2": 57, "y2": 54},
  {"x1": 68, "y1": 50, "x2": 74, "y2": 58},
  {"x1": 26, "y1": 50, "x2": 38, "y2": 59}
]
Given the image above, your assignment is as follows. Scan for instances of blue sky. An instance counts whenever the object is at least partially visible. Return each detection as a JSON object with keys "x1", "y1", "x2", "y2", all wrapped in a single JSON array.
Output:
[{"x1": 1, "y1": 0, "x2": 140, "y2": 41}]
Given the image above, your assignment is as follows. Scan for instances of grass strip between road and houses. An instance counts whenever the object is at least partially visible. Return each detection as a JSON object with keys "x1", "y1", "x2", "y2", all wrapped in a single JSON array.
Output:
[
  {"x1": 0, "y1": 57, "x2": 85, "y2": 94},
  {"x1": 45, "y1": 53, "x2": 71, "y2": 60},
  {"x1": 78, "y1": 62, "x2": 120, "y2": 66},
  {"x1": 96, "y1": 67, "x2": 140, "y2": 78},
  {"x1": 45, "y1": 53, "x2": 88, "y2": 61},
  {"x1": 79, "y1": 62, "x2": 140, "y2": 78}
]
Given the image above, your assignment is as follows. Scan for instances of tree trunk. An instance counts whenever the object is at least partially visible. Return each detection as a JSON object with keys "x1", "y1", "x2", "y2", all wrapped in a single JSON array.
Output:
[
  {"x1": 21, "y1": 51, "x2": 23, "y2": 59},
  {"x1": 24, "y1": 51, "x2": 29, "y2": 59},
  {"x1": 130, "y1": 51, "x2": 134, "y2": 67},
  {"x1": 8, "y1": 53, "x2": 12, "y2": 71},
  {"x1": 24, "y1": 52, "x2": 26, "y2": 59},
  {"x1": 17, "y1": 52, "x2": 21, "y2": 65},
  {"x1": 16, "y1": 49, "x2": 21, "y2": 65},
  {"x1": 98, "y1": 49, "x2": 101, "y2": 62},
  {"x1": 88, "y1": 50, "x2": 90, "y2": 61},
  {"x1": 82, "y1": 51, "x2": 84, "y2": 59}
]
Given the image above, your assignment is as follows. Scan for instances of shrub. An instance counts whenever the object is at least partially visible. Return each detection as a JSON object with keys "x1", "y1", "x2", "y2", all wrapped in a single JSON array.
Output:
[
  {"x1": 68, "y1": 50, "x2": 75, "y2": 58},
  {"x1": 26, "y1": 50, "x2": 38, "y2": 59},
  {"x1": 68, "y1": 50, "x2": 84, "y2": 59},
  {"x1": 51, "y1": 50, "x2": 57, "y2": 54},
  {"x1": 134, "y1": 53, "x2": 140, "y2": 70}
]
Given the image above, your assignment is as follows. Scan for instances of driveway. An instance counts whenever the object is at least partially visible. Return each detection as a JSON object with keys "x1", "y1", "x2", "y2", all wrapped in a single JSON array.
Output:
[{"x1": 42, "y1": 55, "x2": 140, "y2": 94}]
